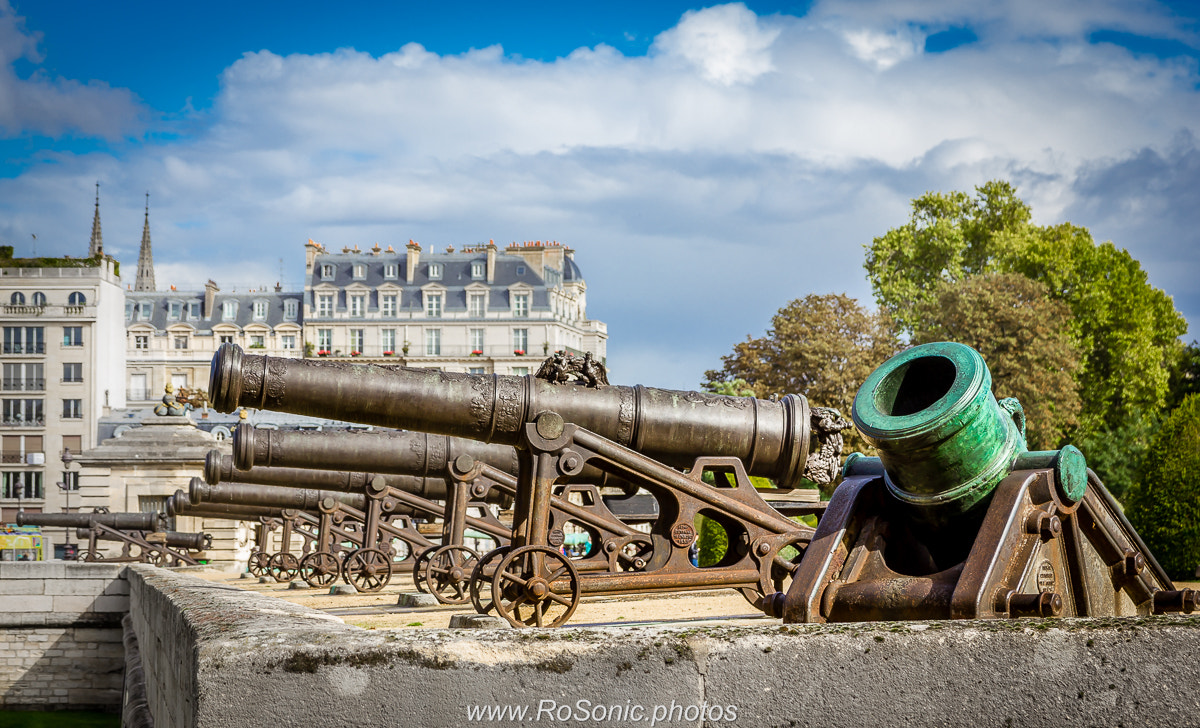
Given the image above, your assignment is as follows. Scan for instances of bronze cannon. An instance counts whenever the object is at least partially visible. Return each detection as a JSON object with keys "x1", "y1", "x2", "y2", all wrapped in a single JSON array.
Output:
[
  {"x1": 18, "y1": 510, "x2": 202, "y2": 566},
  {"x1": 18, "y1": 510, "x2": 165, "y2": 532},
  {"x1": 771, "y1": 342, "x2": 1198, "y2": 622}
]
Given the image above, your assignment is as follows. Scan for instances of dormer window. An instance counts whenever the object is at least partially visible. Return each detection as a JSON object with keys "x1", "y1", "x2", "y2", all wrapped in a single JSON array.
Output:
[
  {"x1": 253, "y1": 300, "x2": 268, "y2": 320},
  {"x1": 516, "y1": 265, "x2": 526, "y2": 276},
  {"x1": 428, "y1": 263, "x2": 442, "y2": 280},
  {"x1": 384, "y1": 264, "x2": 398, "y2": 279},
  {"x1": 321, "y1": 264, "x2": 335, "y2": 280},
  {"x1": 222, "y1": 301, "x2": 238, "y2": 321},
  {"x1": 513, "y1": 293, "x2": 530, "y2": 318},
  {"x1": 168, "y1": 301, "x2": 182, "y2": 320},
  {"x1": 284, "y1": 299, "x2": 298, "y2": 320},
  {"x1": 187, "y1": 301, "x2": 200, "y2": 319},
  {"x1": 471, "y1": 261, "x2": 485, "y2": 279},
  {"x1": 352, "y1": 263, "x2": 367, "y2": 279},
  {"x1": 138, "y1": 302, "x2": 152, "y2": 320}
]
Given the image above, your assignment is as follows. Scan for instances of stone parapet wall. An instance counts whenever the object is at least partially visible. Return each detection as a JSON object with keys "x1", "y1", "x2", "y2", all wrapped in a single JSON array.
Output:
[
  {"x1": 126, "y1": 564, "x2": 1200, "y2": 728},
  {"x1": 0, "y1": 562, "x2": 128, "y2": 712}
]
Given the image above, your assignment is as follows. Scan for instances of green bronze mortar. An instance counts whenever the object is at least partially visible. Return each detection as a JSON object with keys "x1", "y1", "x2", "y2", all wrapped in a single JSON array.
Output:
[{"x1": 851, "y1": 342, "x2": 1028, "y2": 520}]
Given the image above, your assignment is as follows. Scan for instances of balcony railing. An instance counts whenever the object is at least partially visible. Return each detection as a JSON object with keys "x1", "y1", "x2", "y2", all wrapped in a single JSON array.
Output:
[
  {"x1": 2, "y1": 344, "x2": 45, "y2": 355},
  {"x1": 3, "y1": 305, "x2": 44, "y2": 316},
  {"x1": 1, "y1": 417, "x2": 45, "y2": 427},
  {"x1": 0, "y1": 304, "x2": 95, "y2": 317},
  {"x1": 313, "y1": 344, "x2": 554, "y2": 359},
  {"x1": 1, "y1": 379, "x2": 44, "y2": 391}
]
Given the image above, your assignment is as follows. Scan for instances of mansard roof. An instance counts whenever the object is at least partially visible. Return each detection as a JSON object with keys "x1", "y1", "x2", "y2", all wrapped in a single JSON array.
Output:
[{"x1": 126, "y1": 289, "x2": 304, "y2": 331}]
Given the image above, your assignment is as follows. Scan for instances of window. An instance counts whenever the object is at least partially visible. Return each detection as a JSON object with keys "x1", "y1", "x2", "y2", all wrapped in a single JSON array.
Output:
[
  {"x1": 9, "y1": 292, "x2": 23, "y2": 305},
  {"x1": 31, "y1": 292, "x2": 45, "y2": 306},
  {"x1": 321, "y1": 264, "x2": 335, "y2": 280},
  {"x1": 381, "y1": 329, "x2": 396, "y2": 353},
  {"x1": 61, "y1": 436, "x2": 80, "y2": 458},
  {"x1": 173, "y1": 335, "x2": 189, "y2": 350},
  {"x1": 187, "y1": 301, "x2": 200, "y2": 319},
  {"x1": 281, "y1": 334, "x2": 296, "y2": 350},
  {"x1": 317, "y1": 294, "x2": 334, "y2": 317},
  {"x1": 2, "y1": 435, "x2": 40, "y2": 464},
  {"x1": 3, "y1": 364, "x2": 43, "y2": 391},
  {"x1": 249, "y1": 335, "x2": 265, "y2": 348},
  {"x1": 129, "y1": 373, "x2": 147, "y2": 401},
  {"x1": 513, "y1": 328, "x2": 528, "y2": 354},
  {"x1": 512, "y1": 367, "x2": 529, "y2": 376},
  {"x1": 428, "y1": 263, "x2": 442, "y2": 280},
  {"x1": 2, "y1": 471, "x2": 43, "y2": 500},
  {"x1": 68, "y1": 292, "x2": 86, "y2": 306},
  {"x1": 138, "y1": 302, "x2": 152, "y2": 320},
  {"x1": 513, "y1": 293, "x2": 530, "y2": 317},
  {"x1": 317, "y1": 329, "x2": 332, "y2": 352},
  {"x1": 62, "y1": 327, "x2": 83, "y2": 347},
  {"x1": 516, "y1": 265, "x2": 526, "y2": 275},
  {"x1": 62, "y1": 471, "x2": 79, "y2": 491},
  {"x1": 381, "y1": 294, "x2": 397, "y2": 317},
  {"x1": 134, "y1": 335, "x2": 149, "y2": 350},
  {"x1": 349, "y1": 329, "x2": 364, "y2": 354},
  {"x1": 222, "y1": 301, "x2": 238, "y2": 321},
  {"x1": 3, "y1": 399, "x2": 43, "y2": 426},
  {"x1": 471, "y1": 261, "x2": 485, "y2": 279},
  {"x1": 425, "y1": 329, "x2": 441, "y2": 356},
  {"x1": 125, "y1": 302, "x2": 134, "y2": 320},
  {"x1": 171, "y1": 373, "x2": 188, "y2": 391},
  {"x1": 62, "y1": 363, "x2": 81, "y2": 383},
  {"x1": 169, "y1": 301, "x2": 182, "y2": 320},
  {"x1": 3, "y1": 327, "x2": 43, "y2": 354},
  {"x1": 349, "y1": 294, "x2": 365, "y2": 317},
  {"x1": 469, "y1": 367, "x2": 486, "y2": 375},
  {"x1": 219, "y1": 334, "x2": 234, "y2": 345},
  {"x1": 353, "y1": 264, "x2": 366, "y2": 279},
  {"x1": 468, "y1": 293, "x2": 486, "y2": 317},
  {"x1": 384, "y1": 264, "x2": 398, "y2": 279},
  {"x1": 62, "y1": 399, "x2": 82, "y2": 419},
  {"x1": 469, "y1": 328, "x2": 485, "y2": 354},
  {"x1": 284, "y1": 299, "x2": 298, "y2": 320},
  {"x1": 253, "y1": 300, "x2": 268, "y2": 320},
  {"x1": 425, "y1": 293, "x2": 443, "y2": 318}
]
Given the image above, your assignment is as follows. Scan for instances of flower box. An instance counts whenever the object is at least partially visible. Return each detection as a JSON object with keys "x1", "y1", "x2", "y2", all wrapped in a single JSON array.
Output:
[
  {"x1": 317, "y1": 350, "x2": 330, "y2": 357},
  {"x1": 513, "y1": 349, "x2": 525, "y2": 356},
  {"x1": 350, "y1": 351, "x2": 361, "y2": 357},
  {"x1": 471, "y1": 350, "x2": 483, "y2": 356},
  {"x1": 383, "y1": 351, "x2": 394, "y2": 356}
]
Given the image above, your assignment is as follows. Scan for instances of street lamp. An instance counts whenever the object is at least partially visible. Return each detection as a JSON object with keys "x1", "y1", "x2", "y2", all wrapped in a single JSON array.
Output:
[{"x1": 56, "y1": 448, "x2": 76, "y2": 560}]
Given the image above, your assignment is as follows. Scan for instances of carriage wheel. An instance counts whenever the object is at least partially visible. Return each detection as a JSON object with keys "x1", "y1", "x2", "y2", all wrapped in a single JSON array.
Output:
[
  {"x1": 344, "y1": 548, "x2": 392, "y2": 593},
  {"x1": 491, "y1": 546, "x2": 581, "y2": 628},
  {"x1": 739, "y1": 533, "x2": 809, "y2": 611},
  {"x1": 469, "y1": 546, "x2": 512, "y2": 615},
  {"x1": 300, "y1": 552, "x2": 340, "y2": 588},
  {"x1": 411, "y1": 546, "x2": 439, "y2": 594},
  {"x1": 269, "y1": 552, "x2": 300, "y2": 583},
  {"x1": 247, "y1": 551, "x2": 270, "y2": 577},
  {"x1": 78, "y1": 549, "x2": 102, "y2": 563},
  {"x1": 424, "y1": 545, "x2": 479, "y2": 605}
]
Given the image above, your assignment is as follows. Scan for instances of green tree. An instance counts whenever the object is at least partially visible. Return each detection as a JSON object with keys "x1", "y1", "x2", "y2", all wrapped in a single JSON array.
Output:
[
  {"x1": 911, "y1": 273, "x2": 1081, "y2": 449},
  {"x1": 703, "y1": 293, "x2": 900, "y2": 450},
  {"x1": 1125, "y1": 394, "x2": 1200, "y2": 581},
  {"x1": 865, "y1": 181, "x2": 1187, "y2": 498},
  {"x1": 1168, "y1": 340, "x2": 1200, "y2": 409}
]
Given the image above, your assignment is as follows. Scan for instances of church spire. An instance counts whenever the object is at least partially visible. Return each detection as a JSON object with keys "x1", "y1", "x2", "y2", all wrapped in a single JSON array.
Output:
[
  {"x1": 88, "y1": 182, "x2": 103, "y2": 258},
  {"x1": 134, "y1": 192, "x2": 156, "y2": 292}
]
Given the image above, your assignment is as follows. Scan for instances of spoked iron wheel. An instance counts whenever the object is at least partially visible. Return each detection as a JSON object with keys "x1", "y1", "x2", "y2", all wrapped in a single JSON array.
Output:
[
  {"x1": 344, "y1": 548, "x2": 392, "y2": 592},
  {"x1": 411, "y1": 546, "x2": 439, "y2": 594},
  {"x1": 269, "y1": 552, "x2": 301, "y2": 583},
  {"x1": 470, "y1": 546, "x2": 512, "y2": 615},
  {"x1": 78, "y1": 549, "x2": 101, "y2": 563},
  {"x1": 491, "y1": 545, "x2": 581, "y2": 628},
  {"x1": 299, "y1": 552, "x2": 340, "y2": 588},
  {"x1": 424, "y1": 545, "x2": 479, "y2": 605},
  {"x1": 739, "y1": 533, "x2": 809, "y2": 611},
  {"x1": 247, "y1": 551, "x2": 270, "y2": 577}
]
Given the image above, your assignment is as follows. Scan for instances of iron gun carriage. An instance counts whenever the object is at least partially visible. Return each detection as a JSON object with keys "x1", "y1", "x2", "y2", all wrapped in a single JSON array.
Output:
[{"x1": 16, "y1": 510, "x2": 206, "y2": 566}]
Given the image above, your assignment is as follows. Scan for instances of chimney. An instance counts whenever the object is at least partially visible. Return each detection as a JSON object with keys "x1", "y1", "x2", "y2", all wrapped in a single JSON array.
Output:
[
  {"x1": 486, "y1": 239, "x2": 497, "y2": 283},
  {"x1": 305, "y1": 239, "x2": 322, "y2": 275},
  {"x1": 406, "y1": 240, "x2": 421, "y2": 283},
  {"x1": 204, "y1": 280, "x2": 219, "y2": 317}
]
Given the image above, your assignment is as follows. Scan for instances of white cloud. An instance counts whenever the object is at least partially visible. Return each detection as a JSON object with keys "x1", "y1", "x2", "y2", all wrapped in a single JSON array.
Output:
[{"x1": 1, "y1": 1, "x2": 1198, "y2": 389}]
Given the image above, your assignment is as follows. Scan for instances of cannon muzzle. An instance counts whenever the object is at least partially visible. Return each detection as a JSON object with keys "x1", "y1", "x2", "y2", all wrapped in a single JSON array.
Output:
[
  {"x1": 210, "y1": 344, "x2": 813, "y2": 486},
  {"x1": 18, "y1": 511, "x2": 166, "y2": 531}
]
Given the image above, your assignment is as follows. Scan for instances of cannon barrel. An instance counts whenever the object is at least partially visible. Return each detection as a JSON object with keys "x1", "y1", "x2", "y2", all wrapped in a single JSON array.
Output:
[
  {"x1": 75, "y1": 528, "x2": 213, "y2": 551},
  {"x1": 166, "y1": 491, "x2": 287, "y2": 520},
  {"x1": 210, "y1": 344, "x2": 812, "y2": 487},
  {"x1": 189, "y1": 478, "x2": 368, "y2": 513},
  {"x1": 17, "y1": 511, "x2": 165, "y2": 531},
  {"x1": 844, "y1": 341, "x2": 1084, "y2": 521}
]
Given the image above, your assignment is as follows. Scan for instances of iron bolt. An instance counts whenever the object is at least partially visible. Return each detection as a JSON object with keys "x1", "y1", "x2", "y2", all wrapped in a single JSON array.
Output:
[
  {"x1": 535, "y1": 411, "x2": 565, "y2": 440},
  {"x1": 757, "y1": 542, "x2": 772, "y2": 556},
  {"x1": 453, "y1": 453, "x2": 476, "y2": 474},
  {"x1": 471, "y1": 483, "x2": 487, "y2": 498},
  {"x1": 1122, "y1": 550, "x2": 1145, "y2": 577},
  {"x1": 1025, "y1": 511, "x2": 1061, "y2": 539}
]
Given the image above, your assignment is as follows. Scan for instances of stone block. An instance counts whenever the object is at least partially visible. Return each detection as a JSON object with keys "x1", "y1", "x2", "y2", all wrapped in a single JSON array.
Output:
[
  {"x1": 90, "y1": 594, "x2": 130, "y2": 613},
  {"x1": 44, "y1": 579, "x2": 109, "y2": 596},
  {"x1": 102, "y1": 579, "x2": 130, "y2": 595},
  {"x1": 73, "y1": 627, "x2": 120, "y2": 643},
  {"x1": 63, "y1": 563, "x2": 124, "y2": 580},
  {"x1": 448, "y1": 614, "x2": 511, "y2": 629},
  {"x1": 0, "y1": 562, "x2": 64, "y2": 580},
  {"x1": 396, "y1": 591, "x2": 439, "y2": 607},
  {"x1": 51, "y1": 595, "x2": 97, "y2": 613},
  {"x1": 0, "y1": 595, "x2": 53, "y2": 612},
  {"x1": 0, "y1": 579, "x2": 45, "y2": 595}
]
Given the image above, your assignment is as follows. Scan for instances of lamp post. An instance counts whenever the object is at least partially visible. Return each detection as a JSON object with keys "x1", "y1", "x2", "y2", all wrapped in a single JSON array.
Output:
[{"x1": 57, "y1": 448, "x2": 76, "y2": 559}]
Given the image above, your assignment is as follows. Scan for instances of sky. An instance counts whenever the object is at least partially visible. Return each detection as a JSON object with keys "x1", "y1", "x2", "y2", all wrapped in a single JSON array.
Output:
[{"x1": 0, "y1": 0, "x2": 1197, "y2": 391}]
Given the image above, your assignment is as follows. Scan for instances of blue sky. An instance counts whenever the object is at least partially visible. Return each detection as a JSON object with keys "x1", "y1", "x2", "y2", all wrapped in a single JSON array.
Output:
[{"x1": 0, "y1": 0, "x2": 1197, "y2": 390}]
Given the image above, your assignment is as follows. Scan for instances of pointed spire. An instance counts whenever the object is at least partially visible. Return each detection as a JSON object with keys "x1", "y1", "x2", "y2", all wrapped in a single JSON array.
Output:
[
  {"x1": 88, "y1": 182, "x2": 103, "y2": 258},
  {"x1": 134, "y1": 192, "x2": 156, "y2": 292}
]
